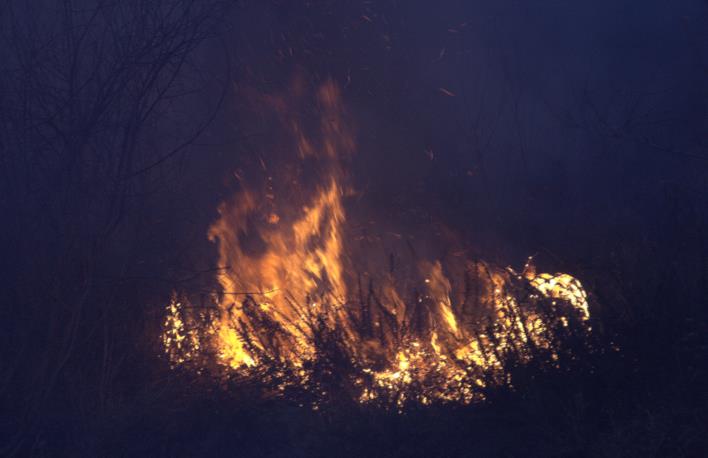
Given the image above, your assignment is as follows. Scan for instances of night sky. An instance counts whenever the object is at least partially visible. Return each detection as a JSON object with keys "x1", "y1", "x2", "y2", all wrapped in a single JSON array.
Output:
[{"x1": 188, "y1": 0, "x2": 708, "y2": 266}]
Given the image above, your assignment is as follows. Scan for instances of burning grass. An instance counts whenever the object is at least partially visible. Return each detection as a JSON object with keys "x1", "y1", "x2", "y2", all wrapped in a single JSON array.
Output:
[
  {"x1": 161, "y1": 78, "x2": 594, "y2": 408},
  {"x1": 162, "y1": 258, "x2": 592, "y2": 408}
]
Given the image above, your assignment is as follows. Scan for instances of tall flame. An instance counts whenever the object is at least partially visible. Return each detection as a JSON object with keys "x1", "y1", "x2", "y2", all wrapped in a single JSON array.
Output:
[{"x1": 162, "y1": 80, "x2": 592, "y2": 406}]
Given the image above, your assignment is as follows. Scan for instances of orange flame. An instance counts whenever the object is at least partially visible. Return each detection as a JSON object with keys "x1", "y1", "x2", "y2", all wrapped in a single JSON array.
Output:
[{"x1": 162, "y1": 80, "x2": 591, "y2": 406}]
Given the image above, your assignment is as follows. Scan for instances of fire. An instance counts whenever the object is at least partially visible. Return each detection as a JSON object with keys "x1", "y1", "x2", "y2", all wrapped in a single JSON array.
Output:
[{"x1": 162, "y1": 79, "x2": 592, "y2": 406}]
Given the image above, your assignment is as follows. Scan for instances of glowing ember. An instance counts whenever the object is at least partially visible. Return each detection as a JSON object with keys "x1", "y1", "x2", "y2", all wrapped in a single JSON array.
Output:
[{"x1": 162, "y1": 80, "x2": 592, "y2": 406}]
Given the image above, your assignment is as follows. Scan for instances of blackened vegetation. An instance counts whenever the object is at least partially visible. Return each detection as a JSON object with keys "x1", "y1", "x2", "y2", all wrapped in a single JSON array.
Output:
[{"x1": 181, "y1": 263, "x2": 592, "y2": 408}]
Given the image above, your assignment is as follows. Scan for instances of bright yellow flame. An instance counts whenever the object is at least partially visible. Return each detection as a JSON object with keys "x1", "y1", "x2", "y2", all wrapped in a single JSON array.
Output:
[{"x1": 161, "y1": 80, "x2": 592, "y2": 406}]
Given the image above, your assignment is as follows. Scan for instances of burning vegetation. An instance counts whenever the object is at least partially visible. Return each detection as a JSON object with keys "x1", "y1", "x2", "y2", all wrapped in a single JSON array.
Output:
[{"x1": 162, "y1": 80, "x2": 592, "y2": 407}]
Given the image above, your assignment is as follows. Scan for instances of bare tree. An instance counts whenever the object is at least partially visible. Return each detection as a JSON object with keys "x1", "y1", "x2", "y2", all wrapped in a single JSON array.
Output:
[{"x1": 0, "y1": 0, "x2": 227, "y2": 454}]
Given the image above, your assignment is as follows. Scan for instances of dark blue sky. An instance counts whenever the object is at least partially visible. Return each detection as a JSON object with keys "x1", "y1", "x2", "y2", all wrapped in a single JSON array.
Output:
[{"x1": 189, "y1": 0, "x2": 707, "y2": 269}]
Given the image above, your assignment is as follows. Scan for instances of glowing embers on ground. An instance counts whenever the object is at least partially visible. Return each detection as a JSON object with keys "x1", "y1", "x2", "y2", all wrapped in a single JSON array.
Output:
[{"x1": 161, "y1": 78, "x2": 592, "y2": 406}]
